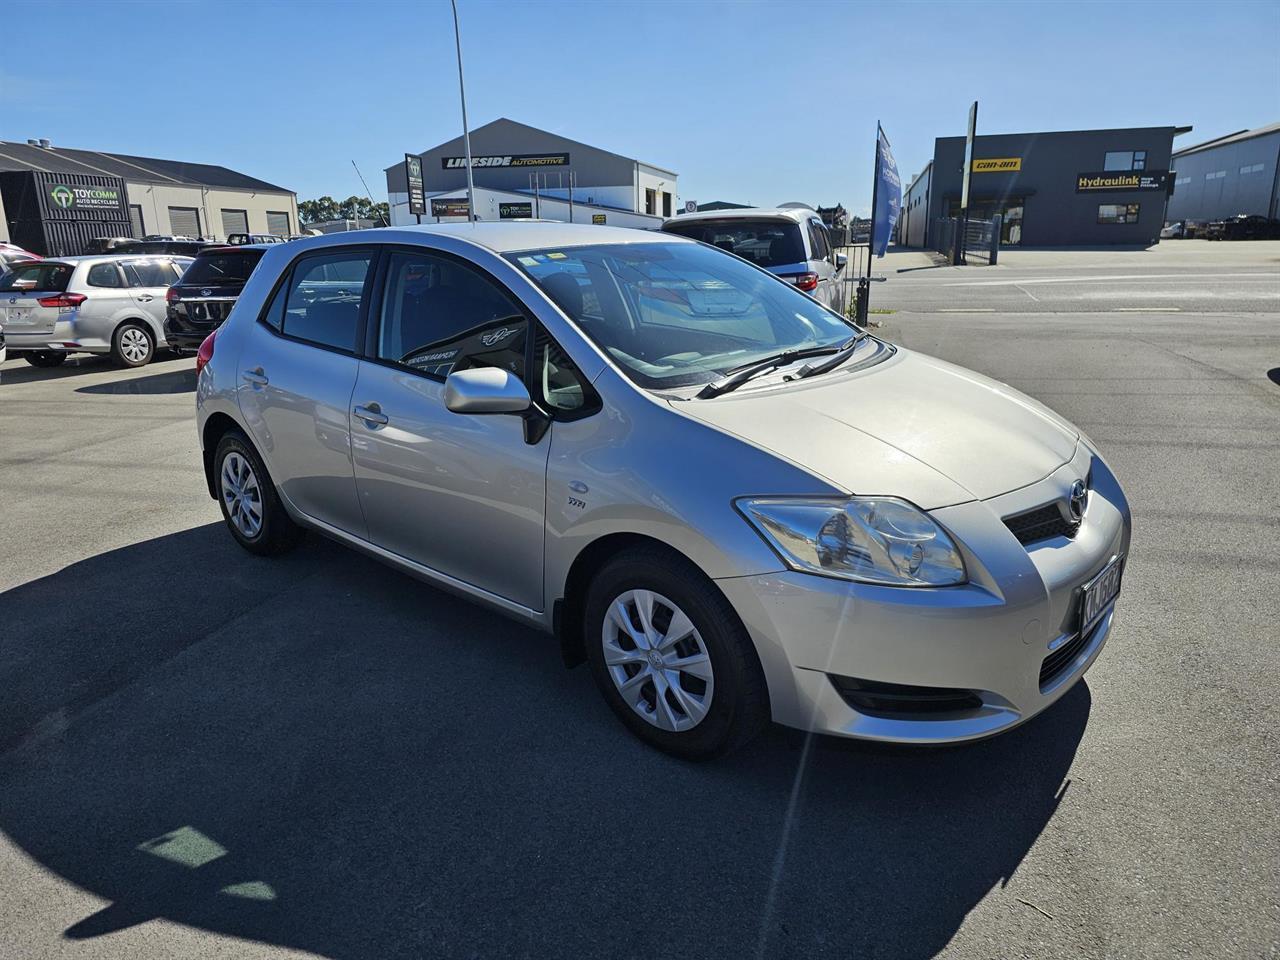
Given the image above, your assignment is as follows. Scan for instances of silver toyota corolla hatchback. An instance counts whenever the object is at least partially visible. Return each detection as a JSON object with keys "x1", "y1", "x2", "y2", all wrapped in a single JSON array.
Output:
[{"x1": 196, "y1": 223, "x2": 1130, "y2": 759}]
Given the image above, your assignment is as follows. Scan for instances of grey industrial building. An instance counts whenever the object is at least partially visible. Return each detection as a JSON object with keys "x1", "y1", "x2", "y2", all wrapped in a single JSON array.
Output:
[
  {"x1": 1166, "y1": 122, "x2": 1280, "y2": 223},
  {"x1": 0, "y1": 139, "x2": 297, "y2": 256},
  {"x1": 898, "y1": 125, "x2": 1191, "y2": 249},
  {"x1": 386, "y1": 118, "x2": 677, "y2": 229}
]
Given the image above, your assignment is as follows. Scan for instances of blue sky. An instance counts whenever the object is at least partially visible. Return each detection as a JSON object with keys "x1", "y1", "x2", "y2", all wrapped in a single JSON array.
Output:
[{"x1": 2, "y1": 0, "x2": 1277, "y2": 214}]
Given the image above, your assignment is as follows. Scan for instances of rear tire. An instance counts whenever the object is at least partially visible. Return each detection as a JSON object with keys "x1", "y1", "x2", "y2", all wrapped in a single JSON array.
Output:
[
  {"x1": 111, "y1": 322, "x2": 154, "y2": 367},
  {"x1": 25, "y1": 351, "x2": 67, "y2": 368},
  {"x1": 213, "y1": 430, "x2": 303, "y2": 556},
  {"x1": 584, "y1": 546, "x2": 769, "y2": 760}
]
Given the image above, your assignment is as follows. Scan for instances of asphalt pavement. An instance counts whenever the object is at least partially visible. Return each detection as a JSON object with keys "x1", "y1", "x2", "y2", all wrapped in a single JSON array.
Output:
[{"x1": 1, "y1": 241, "x2": 1278, "y2": 959}]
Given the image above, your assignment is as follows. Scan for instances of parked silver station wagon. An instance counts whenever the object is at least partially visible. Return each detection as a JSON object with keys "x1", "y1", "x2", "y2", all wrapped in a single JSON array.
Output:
[
  {"x1": 196, "y1": 223, "x2": 1130, "y2": 758},
  {"x1": 1, "y1": 255, "x2": 191, "y2": 367}
]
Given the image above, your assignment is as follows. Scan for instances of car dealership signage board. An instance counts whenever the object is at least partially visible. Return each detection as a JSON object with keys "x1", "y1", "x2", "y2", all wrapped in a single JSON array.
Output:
[
  {"x1": 592, "y1": 213, "x2": 607, "y2": 225},
  {"x1": 431, "y1": 198, "x2": 471, "y2": 217},
  {"x1": 871, "y1": 124, "x2": 901, "y2": 258},
  {"x1": 499, "y1": 202, "x2": 533, "y2": 219},
  {"x1": 442, "y1": 153, "x2": 569, "y2": 169},
  {"x1": 1075, "y1": 170, "x2": 1171, "y2": 192},
  {"x1": 405, "y1": 154, "x2": 426, "y2": 215}
]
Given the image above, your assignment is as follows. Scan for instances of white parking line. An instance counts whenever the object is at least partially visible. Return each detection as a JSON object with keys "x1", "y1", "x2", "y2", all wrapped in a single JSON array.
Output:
[
  {"x1": 943, "y1": 273, "x2": 1276, "y2": 287},
  {"x1": 1111, "y1": 307, "x2": 1182, "y2": 312},
  {"x1": 939, "y1": 308, "x2": 996, "y2": 313}
]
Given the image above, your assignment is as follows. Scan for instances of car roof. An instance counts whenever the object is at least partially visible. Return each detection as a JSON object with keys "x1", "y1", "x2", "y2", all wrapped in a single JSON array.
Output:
[
  {"x1": 317, "y1": 221, "x2": 690, "y2": 255},
  {"x1": 662, "y1": 207, "x2": 815, "y2": 226},
  {"x1": 196, "y1": 244, "x2": 270, "y2": 254},
  {"x1": 47, "y1": 254, "x2": 192, "y2": 265}
]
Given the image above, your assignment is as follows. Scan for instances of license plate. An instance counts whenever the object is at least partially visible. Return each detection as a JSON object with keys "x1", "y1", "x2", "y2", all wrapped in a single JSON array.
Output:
[
  {"x1": 1079, "y1": 555, "x2": 1123, "y2": 635},
  {"x1": 6, "y1": 308, "x2": 32, "y2": 325}
]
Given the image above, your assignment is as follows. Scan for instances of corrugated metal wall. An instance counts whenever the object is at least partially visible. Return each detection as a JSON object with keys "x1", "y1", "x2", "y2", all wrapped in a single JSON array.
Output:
[{"x1": 0, "y1": 170, "x2": 134, "y2": 256}]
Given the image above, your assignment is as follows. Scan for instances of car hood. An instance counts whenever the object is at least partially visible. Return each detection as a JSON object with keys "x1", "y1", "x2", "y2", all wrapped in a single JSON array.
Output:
[{"x1": 674, "y1": 345, "x2": 1079, "y2": 509}]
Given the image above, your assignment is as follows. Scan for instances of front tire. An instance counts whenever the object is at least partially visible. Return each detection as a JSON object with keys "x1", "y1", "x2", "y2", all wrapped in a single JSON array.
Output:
[
  {"x1": 111, "y1": 322, "x2": 154, "y2": 367},
  {"x1": 25, "y1": 351, "x2": 67, "y2": 368},
  {"x1": 584, "y1": 547, "x2": 769, "y2": 760},
  {"x1": 213, "y1": 430, "x2": 303, "y2": 556}
]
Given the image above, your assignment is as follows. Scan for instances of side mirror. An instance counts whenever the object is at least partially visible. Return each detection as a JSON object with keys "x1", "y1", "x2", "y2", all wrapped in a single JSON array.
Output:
[
  {"x1": 835, "y1": 253, "x2": 848, "y2": 273},
  {"x1": 444, "y1": 366, "x2": 531, "y2": 415}
]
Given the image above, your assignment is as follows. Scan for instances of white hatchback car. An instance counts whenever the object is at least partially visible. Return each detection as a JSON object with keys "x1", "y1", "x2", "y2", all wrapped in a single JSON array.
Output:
[{"x1": 1, "y1": 255, "x2": 190, "y2": 367}]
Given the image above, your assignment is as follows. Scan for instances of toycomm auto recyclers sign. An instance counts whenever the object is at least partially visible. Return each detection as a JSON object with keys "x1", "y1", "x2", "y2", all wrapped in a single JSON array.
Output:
[{"x1": 47, "y1": 182, "x2": 124, "y2": 212}]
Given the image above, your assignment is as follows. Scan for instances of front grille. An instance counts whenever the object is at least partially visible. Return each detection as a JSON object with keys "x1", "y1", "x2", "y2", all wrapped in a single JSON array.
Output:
[
  {"x1": 830, "y1": 675, "x2": 983, "y2": 718},
  {"x1": 1039, "y1": 623, "x2": 1096, "y2": 688},
  {"x1": 1004, "y1": 503, "x2": 1079, "y2": 545}
]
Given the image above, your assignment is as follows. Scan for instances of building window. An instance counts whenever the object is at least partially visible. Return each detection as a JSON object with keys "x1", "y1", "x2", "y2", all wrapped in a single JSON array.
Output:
[
  {"x1": 1240, "y1": 163, "x2": 1266, "y2": 175},
  {"x1": 128, "y1": 204, "x2": 144, "y2": 237},
  {"x1": 662, "y1": 191, "x2": 672, "y2": 218},
  {"x1": 1098, "y1": 203, "x2": 1140, "y2": 224},
  {"x1": 1175, "y1": 176, "x2": 1191, "y2": 186},
  {"x1": 1104, "y1": 150, "x2": 1148, "y2": 171},
  {"x1": 1205, "y1": 170, "x2": 1227, "y2": 180}
]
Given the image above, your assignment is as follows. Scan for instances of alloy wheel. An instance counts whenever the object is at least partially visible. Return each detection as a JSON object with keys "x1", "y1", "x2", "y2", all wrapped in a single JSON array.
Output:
[
  {"x1": 601, "y1": 589, "x2": 715, "y2": 732},
  {"x1": 220, "y1": 451, "x2": 263, "y2": 539}
]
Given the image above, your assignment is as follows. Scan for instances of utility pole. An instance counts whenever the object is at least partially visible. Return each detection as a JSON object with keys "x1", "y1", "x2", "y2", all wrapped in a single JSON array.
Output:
[{"x1": 451, "y1": 0, "x2": 476, "y2": 222}]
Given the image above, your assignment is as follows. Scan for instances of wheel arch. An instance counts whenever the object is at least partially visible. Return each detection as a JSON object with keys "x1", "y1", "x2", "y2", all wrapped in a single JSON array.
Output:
[{"x1": 201, "y1": 412, "x2": 243, "y2": 499}]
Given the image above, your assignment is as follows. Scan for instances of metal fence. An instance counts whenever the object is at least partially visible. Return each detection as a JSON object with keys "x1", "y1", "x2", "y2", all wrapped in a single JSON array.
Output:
[{"x1": 931, "y1": 215, "x2": 1001, "y2": 265}]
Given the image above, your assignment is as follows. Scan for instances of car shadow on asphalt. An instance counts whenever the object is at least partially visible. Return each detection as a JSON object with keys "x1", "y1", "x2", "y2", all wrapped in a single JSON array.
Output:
[
  {"x1": 75, "y1": 365, "x2": 196, "y2": 395},
  {"x1": 0, "y1": 522, "x2": 1089, "y2": 960}
]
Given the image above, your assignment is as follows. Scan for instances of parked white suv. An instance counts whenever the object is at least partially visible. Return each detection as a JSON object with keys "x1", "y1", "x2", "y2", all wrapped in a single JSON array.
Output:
[
  {"x1": 0, "y1": 255, "x2": 190, "y2": 367},
  {"x1": 662, "y1": 207, "x2": 847, "y2": 314}
]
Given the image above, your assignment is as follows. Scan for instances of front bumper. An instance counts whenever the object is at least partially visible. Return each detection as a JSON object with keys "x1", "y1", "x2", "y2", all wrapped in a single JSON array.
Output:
[{"x1": 717, "y1": 443, "x2": 1132, "y2": 743}]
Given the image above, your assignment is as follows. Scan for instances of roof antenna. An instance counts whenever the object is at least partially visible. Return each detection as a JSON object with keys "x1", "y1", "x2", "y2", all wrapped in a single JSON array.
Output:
[{"x1": 351, "y1": 159, "x2": 387, "y2": 226}]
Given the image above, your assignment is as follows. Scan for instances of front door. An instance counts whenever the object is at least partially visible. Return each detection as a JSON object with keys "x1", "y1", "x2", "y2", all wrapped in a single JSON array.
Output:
[
  {"x1": 350, "y1": 248, "x2": 549, "y2": 610},
  {"x1": 236, "y1": 247, "x2": 375, "y2": 538}
]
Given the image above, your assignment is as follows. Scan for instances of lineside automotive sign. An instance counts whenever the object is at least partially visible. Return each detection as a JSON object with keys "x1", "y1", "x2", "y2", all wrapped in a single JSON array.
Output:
[
  {"x1": 972, "y1": 157, "x2": 1021, "y2": 173},
  {"x1": 1076, "y1": 170, "x2": 1170, "y2": 192},
  {"x1": 442, "y1": 153, "x2": 569, "y2": 169},
  {"x1": 47, "y1": 183, "x2": 121, "y2": 210}
]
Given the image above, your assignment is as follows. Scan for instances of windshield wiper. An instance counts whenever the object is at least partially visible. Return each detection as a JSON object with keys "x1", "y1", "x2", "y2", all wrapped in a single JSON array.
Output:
[
  {"x1": 788, "y1": 332, "x2": 870, "y2": 381},
  {"x1": 696, "y1": 341, "x2": 851, "y2": 399}
]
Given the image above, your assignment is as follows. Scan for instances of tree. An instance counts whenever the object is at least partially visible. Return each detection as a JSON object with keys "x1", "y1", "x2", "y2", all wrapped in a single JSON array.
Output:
[{"x1": 299, "y1": 195, "x2": 389, "y2": 226}]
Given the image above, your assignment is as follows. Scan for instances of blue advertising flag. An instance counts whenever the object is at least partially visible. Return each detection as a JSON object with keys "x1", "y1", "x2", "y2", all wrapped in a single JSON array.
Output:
[{"x1": 872, "y1": 125, "x2": 902, "y2": 257}]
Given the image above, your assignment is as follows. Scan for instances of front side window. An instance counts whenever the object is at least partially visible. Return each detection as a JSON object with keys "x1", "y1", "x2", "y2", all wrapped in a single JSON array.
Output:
[
  {"x1": 663, "y1": 218, "x2": 807, "y2": 268},
  {"x1": 1098, "y1": 203, "x2": 1141, "y2": 224},
  {"x1": 508, "y1": 241, "x2": 855, "y2": 389},
  {"x1": 280, "y1": 251, "x2": 372, "y2": 351},
  {"x1": 123, "y1": 259, "x2": 181, "y2": 287},
  {"x1": 87, "y1": 263, "x2": 124, "y2": 288},
  {"x1": 377, "y1": 251, "x2": 526, "y2": 379}
]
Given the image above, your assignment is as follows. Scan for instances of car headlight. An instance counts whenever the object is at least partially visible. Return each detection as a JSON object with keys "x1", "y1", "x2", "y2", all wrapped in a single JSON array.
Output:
[{"x1": 738, "y1": 497, "x2": 967, "y2": 587}]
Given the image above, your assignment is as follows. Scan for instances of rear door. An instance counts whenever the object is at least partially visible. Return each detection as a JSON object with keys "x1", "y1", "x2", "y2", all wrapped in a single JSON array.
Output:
[
  {"x1": 121, "y1": 259, "x2": 182, "y2": 331},
  {"x1": 236, "y1": 247, "x2": 374, "y2": 537}
]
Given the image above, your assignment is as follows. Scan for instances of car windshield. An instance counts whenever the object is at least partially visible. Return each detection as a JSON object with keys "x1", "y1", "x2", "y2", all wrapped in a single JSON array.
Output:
[
  {"x1": 0, "y1": 261, "x2": 72, "y2": 293},
  {"x1": 507, "y1": 241, "x2": 854, "y2": 388},
  {"x1": 662, "y1": 218, "x2": 806, "y2": 268},
  {"x1": 180, "y1": 250, "x2": 264, "y2": 285}
]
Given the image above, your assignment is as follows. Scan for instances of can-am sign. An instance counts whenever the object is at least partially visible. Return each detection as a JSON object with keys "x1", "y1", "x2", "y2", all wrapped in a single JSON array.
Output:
[
  {"x1": 48, "y1": 183, "x2": 122, "y2": 210},
  {"x1": 442, "y1": 153, "x2": 569, "y2": 169}
]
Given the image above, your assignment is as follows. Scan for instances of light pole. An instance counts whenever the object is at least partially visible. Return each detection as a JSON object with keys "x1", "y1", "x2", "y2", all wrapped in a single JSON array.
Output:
[{"x1": 451, "y1": 0, "x2": 476, "y2": 223}]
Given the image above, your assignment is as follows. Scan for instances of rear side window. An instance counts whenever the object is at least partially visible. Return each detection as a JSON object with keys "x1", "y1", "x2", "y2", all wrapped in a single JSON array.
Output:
[
  {"x1": 87, "y1": 263, "x2": 124, "y2": 288},
  {"x1": 808, "y1": 219, "x2": 831, "y2": 260},
  {"x1": 662, "y1": 219, "x2": 806, "y2": 268},
  {"x1": 0, "y1": 262, "x2": 72, "y2": 292},
  {"x1": 376, "y1": 250, "x2": 526, "y2": 378},
  {"x1": 280, "y1": 251, "x2": 373, "y2": 352},
  {"x1": 123, "y1": 260, "x2": 180, "y2": 287},
  {"x1": 180, "y1": 251, "x2": 264, "y2": 285}
]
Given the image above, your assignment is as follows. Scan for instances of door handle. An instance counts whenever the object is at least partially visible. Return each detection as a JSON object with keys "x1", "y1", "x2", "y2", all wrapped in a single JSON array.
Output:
[
  {"x1": 242, "y1": 368, "x2": 268, "y2": 386},
  {"x1": 136, "y1": 295, "x2": 154, "y2": 302},
  {"x1": 353, "y1": 403, "x2": 389, "y2": 426}
]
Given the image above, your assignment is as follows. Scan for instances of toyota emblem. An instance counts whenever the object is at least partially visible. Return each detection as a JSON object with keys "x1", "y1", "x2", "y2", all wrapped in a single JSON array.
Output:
[{"x1": 1068, "y1": 479, "x2": 1088, "y2": 523}]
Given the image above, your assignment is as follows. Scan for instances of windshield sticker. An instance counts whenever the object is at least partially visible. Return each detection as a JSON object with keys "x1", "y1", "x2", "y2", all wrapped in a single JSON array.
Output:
[
  {"x1": 546, "y1": 252, "x2": 567, "y2": 260},
  {"x1": 517, "y1": 256, "x2": 538, "y2": 266}
]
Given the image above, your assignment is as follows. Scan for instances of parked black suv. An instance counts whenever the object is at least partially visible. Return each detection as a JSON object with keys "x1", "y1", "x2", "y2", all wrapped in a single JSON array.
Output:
[{"x1": 165, "y1": 245, "x2": 267, "y2": 351}]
